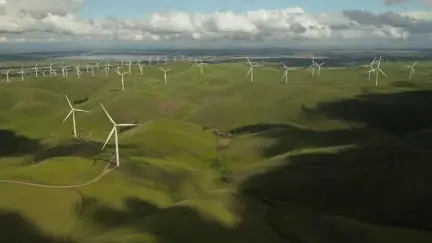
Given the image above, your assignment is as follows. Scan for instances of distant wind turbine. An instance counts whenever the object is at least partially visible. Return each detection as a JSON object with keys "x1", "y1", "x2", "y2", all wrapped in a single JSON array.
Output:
[
  {"x1": 63, "y1": 94, "x2": 90, "y2": 138},
  {"x1": 371, "y1": 57, "x2": 387, "y2": 86},
  {"x1": 196, "y1": 59, "x2": 208, "y2": 75},
  {"x1": 18, "y1": 65, "x2": 25, "y2": 81},
  {"x1": 160, "y1": 67, "x2": 171, "y2": 84},
  {"x1": 5, "y1": 70, "x2": 10, "y2": 82},
  {"x1": 281, "y1": 63, "x2": 289, "y2": 84},
  {"x1": 138, "y1": 63, "x2": 144, "y2": 75},
  {"x1": 316, "y1": 62, "x2": 325, "y2": 76},
  {"x1": 406, "y1": 61, "x2": 417, "y2": 80},
  {"x1": 246, "y1": 58, "x2": 262, "y2": 83},
  {"x1": 116, "y1": 71, "x2": 129, "y2": 90},
  {"x1": 76, "y1": 65, "x2": 81, "y2": 79},
  {"x1": 33, "y1": 64, "x2": 39, "y2": 77}
]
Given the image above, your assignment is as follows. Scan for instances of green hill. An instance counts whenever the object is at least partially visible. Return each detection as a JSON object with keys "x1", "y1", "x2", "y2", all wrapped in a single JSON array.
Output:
[{"x1": 1, "y1": 60, "x2": 432, "y2": 243}]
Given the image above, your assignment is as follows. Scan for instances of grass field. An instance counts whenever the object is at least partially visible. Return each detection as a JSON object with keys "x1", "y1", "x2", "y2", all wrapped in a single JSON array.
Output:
[{"x1": 1, "y1": 60, "x2": 432, "y2": 243}]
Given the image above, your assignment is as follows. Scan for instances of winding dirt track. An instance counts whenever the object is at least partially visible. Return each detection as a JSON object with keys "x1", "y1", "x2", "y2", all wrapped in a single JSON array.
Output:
[{"x1": 0, "y1": 164, "x2": 113, "y2": 189}]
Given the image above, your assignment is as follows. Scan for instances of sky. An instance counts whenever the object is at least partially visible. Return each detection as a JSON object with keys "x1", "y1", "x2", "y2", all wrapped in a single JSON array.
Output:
[{"x1": 0, "y1": 0, "x2": 431, "y2": 49}]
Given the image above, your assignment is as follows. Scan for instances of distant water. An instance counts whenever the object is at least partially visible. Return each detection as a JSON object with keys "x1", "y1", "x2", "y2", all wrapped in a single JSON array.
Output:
[{"x1": 1, "y1": 48, "x2": 431, "y2": 68}]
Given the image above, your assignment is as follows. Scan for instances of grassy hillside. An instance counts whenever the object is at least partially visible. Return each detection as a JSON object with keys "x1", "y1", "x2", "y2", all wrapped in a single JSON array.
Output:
[{"x1": 1, "y1": 60, "x2": 432, "y2": 243}]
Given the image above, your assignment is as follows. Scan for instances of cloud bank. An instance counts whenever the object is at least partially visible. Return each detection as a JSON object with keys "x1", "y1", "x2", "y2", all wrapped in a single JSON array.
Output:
[{"x1": 0, "y1": 0, "x2": 431, "y2": 44}]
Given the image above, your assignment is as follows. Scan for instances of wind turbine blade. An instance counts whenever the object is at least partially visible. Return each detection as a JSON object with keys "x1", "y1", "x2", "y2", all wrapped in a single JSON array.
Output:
[
  {"x1": 65, "y1": 94, "x2": 73, "y2": 108},
  {"x1": 117, "y1": 123, "x2": 137, "y2": 127},
  {"x1": 246, "y1": 67, "x2": 252, "y2": 77},
  {"x1": 74, "y1": 108, "x2": 90, "y2": 113},
  {"x1": 62, "y1": 110, "x2": 73, "y2": 123},
  {"x1": 379, "y1": 69, "x2": 387, "y2": 77},
  {"x1": 100, "y1": 103, "x2": 116, "y2": 125},
  {"x1": 102, "y1": 127, "x2": 115, "y2": 150}
]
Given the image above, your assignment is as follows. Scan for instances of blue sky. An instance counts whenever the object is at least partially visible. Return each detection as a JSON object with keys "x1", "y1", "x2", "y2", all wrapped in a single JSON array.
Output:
[{"x1": 79, "y1": 0, "x2": 423, "y2": 19}]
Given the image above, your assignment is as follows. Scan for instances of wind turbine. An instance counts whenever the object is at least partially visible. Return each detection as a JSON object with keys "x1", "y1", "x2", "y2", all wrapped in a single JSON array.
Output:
[
  {"x1": 116, "y1": 71, "x2": 129, "y2": 90},
  {"x1": 160, "y1": 67, "x2": 171, "y2": 84},
  {"x1": 148, "y1": 57, "x2": 152, "y2": 66},
  {"x1": 18, "y1": 65, "x2": 25, "y2": 81},
  {"x1": 5, "y1": 70, "x2": 10, "y2": 82},
  {"x1": 90, "y1": 66, "x2": 95, "y2": 76},
  {"x1": 281, "y1": 63, "x2": 289, "y2": 84},
  {"x1": 128, "y1": 60, "x2": 132, "y2": 74},
  {"x1": 371, "y1": 57, "x2": 387, "y2": 86},
  {"x1": 104, "y1": 65, "x2": 109, "y2": 76},
  {"x1": 138, "y1": 63, "x2": 144, "y2": 75},
  {"x1": 306, "y1": 55, "x2": 318, "y2": 76},
  {"x1": 76, "y1": 65, "x2": 81, "y2": 79},
  {"x1": 246, "y1": 58, "x2": 261, "y2": 83},
  {"x1": 61, "y1": 66, "x2": 68, "y2": 78},
  {"x1": 406, "y1": 61, "x2": 417, "y2": 80},
  {"x1": 316, "y1": 62, "x2": 325, "y2": 76},
  {"x1": 33, "y1": 64, "x2": 39, "y2": 77},
  {"x1": 49, "y1": 64, "x2": 53, "y2": 76},
  {"x1": 63, "y1": 94, "x2": 90, "y2": 138},
  {"x1": 196, "y1": 59, "x2": 208, "y2": 75},
  {"x1": 100, "y1": 103, "x2": 137, "y2": 167}
]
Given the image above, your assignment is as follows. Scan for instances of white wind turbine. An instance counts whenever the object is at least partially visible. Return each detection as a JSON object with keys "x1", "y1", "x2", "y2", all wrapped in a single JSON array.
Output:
[
  {"x1": 406, "y1": 61, "x2": 417, "y2": 80},
  {"x1": 61, "y1": 66, "x2": 68, "y2": 78},
  {"x1": 104, "y1": 65, "x2": 109, "y2": 76},
  {"x1": 281, "y1": 63, "x2": 289, "y2": 84},
  {"x1": 100, "y1": 103, "x2": 137, "y2": 167},
  {"x1": 128, "y1": 60, "x2": 132, "y2": 73},
  {"x1": 366, "y1": 57, "x2": 377, "y2": 80},
  {"x1": 116, "y1": 71, "x2": 129, "y2": 90},
  {"x1": 246, "y1": 58, "x2": 261, "y2": 83},
  {"x1": 138, "y1": 63, "x2": 144, "y2": 75},
  {"x1": 48, "y1": 63, "x2": 53, "y2": 76},
  {"x1": 5, "y1": 70, "x2": 10, "y2": 82},
  {"x1": 371, "y1": 57, "x2": 387, "y2": 86},
  {"x1": 196, "y1": 59, "x2": 208, "y2": 75},
  {"x1": 76, "y1": 65, "x2": 81, "y2": 79},
  {"x1": 148, "y1": 56, "x2": 152, "y2": 66},
  {"x1": 33, "y1": 64, "x2": 39, "y2": 77},
  {"x1": 160, "y1": 67, "x2": 171, "y2": 84},
  {"x1": 62, "y1": 94, "x2": 90, "y2": 138},
  {"x1": 90, "y1": 65, "x2": 95, "y2": 76},
  {"x1": 306, "y1": 55, "x2": 318, "y2": 76},
  {"x1": 316, "y1": 62, "x2": 325, "y2": 76},
  {"x1": 18, "y1": 65, "x2": 25, "y2": 81}
]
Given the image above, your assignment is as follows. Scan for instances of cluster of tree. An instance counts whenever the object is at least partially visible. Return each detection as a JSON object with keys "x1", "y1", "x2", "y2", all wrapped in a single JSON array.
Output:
[{"x1": 73, "y1": 96, "x2": 88, "y2": 105}]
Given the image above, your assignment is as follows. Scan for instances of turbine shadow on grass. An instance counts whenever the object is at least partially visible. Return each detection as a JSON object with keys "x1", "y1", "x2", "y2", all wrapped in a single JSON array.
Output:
[
  {"x1": 0, "y1": 210, "x2": 74, "y2": 243},
  {"x1": 302, "y1": 90, "x2": 432, "y2": 136},
  {"x1": 31, "y1": 139, "x2": 138, "y2": 164},
  {"x1": 391, "y1": 81, "x2": 420, "y2": 88},
  {"x1": 0, "y1": 129, "x2": 43, "y2": 158}
]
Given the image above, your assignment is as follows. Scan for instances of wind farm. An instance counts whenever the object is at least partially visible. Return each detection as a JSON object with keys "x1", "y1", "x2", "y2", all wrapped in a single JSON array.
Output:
[
  {"x1": 1, "y1": 51, "x2": 432, "y2": 243},
  {"x1": 1, "y1": 1, "x2": 432, "y2": 243}
]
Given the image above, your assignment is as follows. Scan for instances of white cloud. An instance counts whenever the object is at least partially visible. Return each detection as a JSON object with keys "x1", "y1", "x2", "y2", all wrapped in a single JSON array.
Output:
[{"x1": 0, "y1": 0, "x2": 431, "y2": 43}]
